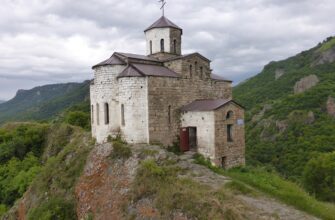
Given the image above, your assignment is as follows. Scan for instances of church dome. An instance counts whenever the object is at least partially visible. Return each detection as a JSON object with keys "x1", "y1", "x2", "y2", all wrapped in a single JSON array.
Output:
[{"x1": 144, "y1": 16, "x2": 182, "y2": 33}]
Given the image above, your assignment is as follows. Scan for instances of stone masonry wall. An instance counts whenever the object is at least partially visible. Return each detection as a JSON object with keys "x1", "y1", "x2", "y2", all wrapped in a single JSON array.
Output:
[
  {"x1": 147, "y1": 65, "x2": 232, "y2": 146},
  {"x1": 90, "y1": 65, "x2": 126, "y2": 143},
  {"x1": 181, "y1": 111, "x2": 215, "y2": 159},
  {"x1": 118, "y1": 77, "x2": 149, "y2": 143},
  {"x1": 214, "y1": 103, "x2": 245, "y2": 168},
  {"x1": 170, "y1": 28, "x2": 182, "y2": 55}
]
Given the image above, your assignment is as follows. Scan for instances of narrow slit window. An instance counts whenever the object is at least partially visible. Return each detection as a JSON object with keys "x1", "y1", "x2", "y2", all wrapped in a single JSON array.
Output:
[
  {"x1": 91, "y1": 105, "x2": 94, "y2": 124},
  {"x1": 173, "y1": 39, "x2": 177, "y2": 54},
  {"x1": 121, "y1": 104, "x2": 125, "y2": 126},
  {"x1": 168, "y1": 105, "x2": 171, "y2": 124},
  {"x1": 104, "y1": 103, "x2": 109, "y2": 124},
  {"x1": 96, "y1": 103, "x2": 100, "y2": 126},
  {"x1": 200, "y1": 66, "x2": 203, "y2": 78},
  {"x1": 150, "y1": 40, "x2": 153, "y2": 54},
  {"x1": 189, "y1": 65, "x2": 193, "y2": 78},
  {"x1": 227, "y1": 124, "x2": 233, "y2": 142},
  {"x1": 160, "y1": 39, "x2": 164, "y2": 52}
]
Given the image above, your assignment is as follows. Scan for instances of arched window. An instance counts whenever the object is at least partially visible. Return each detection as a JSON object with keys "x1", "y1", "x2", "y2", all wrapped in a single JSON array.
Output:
[
  {"x1": 96, "y1": 103, "x2": 100, "y2": 126},
  {"x1": 189, "y1": 65, "x2": 193, "y2": 78},
  {"x1": 227, "y1": 124, "x2": 233, "y2": 142},
  {"x1": 91, "y1": 105, "x2": 94, "y2": 124},
  {"x1": 104, "y1": 103, "x2": 109, "y2": 124},
  {"x1": 160, "y1": 39, "x2": 164, "y2": 52},
  {"x1": 121, "y1": 104, "x2": 125, "y2": 126},
  {"x1": 173, "y1": 39, "x2": 177, "y2": 54},
  {"x1": 168, "y1": 105, "x2": 171, "y2": 124},
  {"x1": 150, "y1": 40, "x2": 153, "y2": 54},
  {"x1": 226, "y1": 111, "x2": 233, "y2": 119}
]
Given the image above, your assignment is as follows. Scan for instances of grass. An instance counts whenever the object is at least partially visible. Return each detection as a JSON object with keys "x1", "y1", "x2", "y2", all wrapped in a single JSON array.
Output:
[
  {"x1": 225, "y1": 180, "x2": 258, "y2": 196},
  {"x1": 193, "y1": 153, "x2": 335, "y2": 220},
  {"x1": 24, "y1": 127, "x2": 94, "y2": 220},
  {"x1": 227, "y1": 167, "x2": 335, "y2": 220},
  {"x1": 131, "y1": 159, "x2": 244, "y2": 220},
  {"x1": 110, "y1": 137, "x2": 132, "y2": 160}
]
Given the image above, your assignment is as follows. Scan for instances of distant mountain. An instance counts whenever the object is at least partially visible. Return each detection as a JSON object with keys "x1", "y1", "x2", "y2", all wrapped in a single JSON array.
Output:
[
  {"x1": 0, "y1": 100, "x2": 6, "y2": 104},
  {"x1": 233, "y1": 36, "x2": 335, "y2": 201},
  {"x1": 0, "y1": 80, "x2": 90, "y2": 124}
]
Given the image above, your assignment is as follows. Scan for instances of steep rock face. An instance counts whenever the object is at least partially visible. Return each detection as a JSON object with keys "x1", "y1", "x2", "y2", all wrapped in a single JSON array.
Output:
[
  {"x1": 312, "y1": 47, "x2": 335, "y2": 66},
  {"x1": 327, "y1": 96, "x2": 335, "y2": 117},
  {"x1": 293, "y1": 75, "x2": 319, "y2": 94},
  {"x1": 275, "y1": 69, "x2": 285, "y2": 80},
  {"x1": 75, "y1": 143, "x2": 319, "y2": 220}
]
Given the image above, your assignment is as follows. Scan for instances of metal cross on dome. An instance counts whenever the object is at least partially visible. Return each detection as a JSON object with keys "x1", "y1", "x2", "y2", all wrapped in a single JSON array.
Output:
[{"x1": 159, "y1": 0, "x2": 166, "y2": 16}]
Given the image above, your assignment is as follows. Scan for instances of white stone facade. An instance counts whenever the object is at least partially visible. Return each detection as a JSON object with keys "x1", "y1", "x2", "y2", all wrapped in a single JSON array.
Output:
[
  {"x1": 146, "y1": 28, "x2": 170, "y2": 55},
  {"x1": 181, "y1": 111, "x2": 216, "y2": 159}
]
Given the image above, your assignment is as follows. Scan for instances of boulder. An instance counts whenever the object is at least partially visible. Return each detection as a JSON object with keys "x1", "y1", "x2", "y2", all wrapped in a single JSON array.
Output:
[{"x1": 294, "y1": 75, "x2": 319, "y2": 94}]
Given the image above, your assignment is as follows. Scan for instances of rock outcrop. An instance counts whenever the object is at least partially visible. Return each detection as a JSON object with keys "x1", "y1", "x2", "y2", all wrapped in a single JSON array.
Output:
[
  {"x1": 312, "y1": 47, "x2": 335, "y2": 66},
  {"x1": 275, "y1": 69, "x2": 285, "y2": 80},
  {"x1": 294, "y1": 75, "x2": 319, "y2": 94}
]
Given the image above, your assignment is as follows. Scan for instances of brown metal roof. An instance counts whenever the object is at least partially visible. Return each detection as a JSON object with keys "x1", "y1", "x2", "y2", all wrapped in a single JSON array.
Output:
[
  {"x1": 211, "y1": 73, "x2": 232, "y2": 82},
  {"x1": 92, "y1": 54, "x2": 125, "y2": 68},
  {"x1": 162, "y1": 52, "x2": 211, "y2": 63},
  {"x1": 144, "y1": 16, "x2": 182, "y2": 33},
  {"x1": 118, "y1": 65, "x2": 144, "y2": 77},
  {"x1": 181, "y1": 99, "x2": 244, "y2": 111},
  {"x1": 118, "y1": 63, "x2": 180, "y2": 78},
  {"x1": 116, "y1": 52, "x2": 160, "y2": 62}
]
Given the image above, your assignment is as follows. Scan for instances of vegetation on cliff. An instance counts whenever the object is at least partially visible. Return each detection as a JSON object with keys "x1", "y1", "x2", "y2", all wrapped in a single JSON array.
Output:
[{"x1": 234, "y1": 36, "x2": 335, "y2": 202}]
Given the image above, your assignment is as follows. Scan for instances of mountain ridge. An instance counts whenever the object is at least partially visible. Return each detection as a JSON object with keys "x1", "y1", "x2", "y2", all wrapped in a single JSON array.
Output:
[{"x1": 0, "y1": 80, "x2": 90, "y2": 124}]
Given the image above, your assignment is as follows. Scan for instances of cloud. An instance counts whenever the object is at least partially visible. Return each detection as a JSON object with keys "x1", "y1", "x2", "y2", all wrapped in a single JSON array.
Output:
[{"x1": 0, "y1": 0, "x2": 334, "y2": 99}]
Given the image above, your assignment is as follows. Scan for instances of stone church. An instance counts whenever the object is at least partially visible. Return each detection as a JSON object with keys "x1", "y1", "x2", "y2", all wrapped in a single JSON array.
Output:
[{"x1": 90, "y1": 16, "x2": 245, "y2": 168}]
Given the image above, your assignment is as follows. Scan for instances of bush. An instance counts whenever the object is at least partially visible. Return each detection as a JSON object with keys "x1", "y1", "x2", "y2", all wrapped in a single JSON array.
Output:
[
  {"x1": 27, "y1": 197, "x2": 76, "y2": 220},
  {"x1": 303, "y1": 152, "x2": 335, "y2": 202},
  {"x1": 111, "y1": 142, "x2": 132, "y2": 160},
  {"x1": 64, "y1": 111, "x2": 90, "y2": 130}
]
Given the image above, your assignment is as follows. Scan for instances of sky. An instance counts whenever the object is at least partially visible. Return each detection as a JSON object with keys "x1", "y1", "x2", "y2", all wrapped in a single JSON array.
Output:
[{"x1": 0, "y1": 0, "x2": 334, "y2": 100}]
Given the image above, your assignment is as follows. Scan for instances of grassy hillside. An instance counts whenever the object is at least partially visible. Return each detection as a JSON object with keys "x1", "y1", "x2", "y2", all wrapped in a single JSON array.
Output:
[
  {"x1": 234, "y1": 36, "x2": 335, "y2": 202},
  {"x1": 0, "y1": 81, "x2": 90, "y2": 124}
]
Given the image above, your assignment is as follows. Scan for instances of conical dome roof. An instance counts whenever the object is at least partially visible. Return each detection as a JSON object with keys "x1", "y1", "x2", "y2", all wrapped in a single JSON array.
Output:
[{"x1": 144, "y1": 16, "x2": 182, "y2": 33}]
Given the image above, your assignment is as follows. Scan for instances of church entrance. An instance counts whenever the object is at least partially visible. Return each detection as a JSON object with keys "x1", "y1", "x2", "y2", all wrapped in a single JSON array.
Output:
[
  {"x1": 188, "y1": 127, "x2": 197, "y2": 151},
  {"x1": 180, "y1": 127, "x2": 197, "y2": 152}
]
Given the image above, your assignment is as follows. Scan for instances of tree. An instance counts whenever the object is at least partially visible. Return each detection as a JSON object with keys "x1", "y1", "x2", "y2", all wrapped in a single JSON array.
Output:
[{"x1": 303, "y1": 152, "x2": 335, "y2": 202}]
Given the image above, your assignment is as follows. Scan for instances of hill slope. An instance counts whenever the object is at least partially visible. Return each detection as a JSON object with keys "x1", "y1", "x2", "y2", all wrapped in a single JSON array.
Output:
[
  {"x1": 233, "y1": 36, "x2": 335, "y2": 202},
  {"x1": 0, "y1": 81, "x2": 90, "y2": 124},
  {"x1": 3, "y1": 128, "x2": 331, "y2": 220}
]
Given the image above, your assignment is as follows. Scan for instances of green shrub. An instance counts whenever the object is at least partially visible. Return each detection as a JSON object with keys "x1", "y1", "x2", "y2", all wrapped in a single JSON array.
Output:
[
  {"x1": 303, "y1": 152, "x2": 335, "y2": 202},
  {"x1": 111, "y1": 142, "x2": 132, "y2": 160},
  {"x1": 0, "y1": 204, "x2": 7, "y2": 217},
  {"x1": 64, "y1": 111, "x2": 90, "y2": 130},
  {"x1": 27, "y1": 197, "x2": 76, "y2": 220}
]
